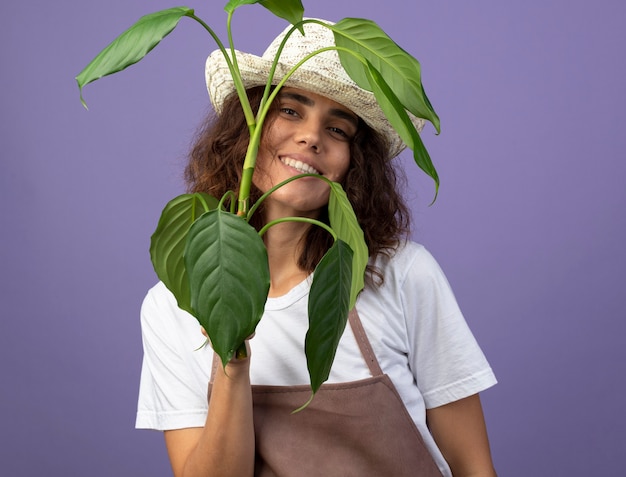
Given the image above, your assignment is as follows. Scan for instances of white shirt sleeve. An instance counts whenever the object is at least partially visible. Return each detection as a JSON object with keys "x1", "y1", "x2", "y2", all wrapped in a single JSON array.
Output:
[
  {"x1": 135, "y1": 282, "x2": 212, "y2": 430},
  {"x1": 399, "y1": 244, "x2": 496, "y2": 408}
]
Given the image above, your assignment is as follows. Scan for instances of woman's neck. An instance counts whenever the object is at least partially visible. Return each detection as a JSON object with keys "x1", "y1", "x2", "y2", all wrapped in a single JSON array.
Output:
[{"x1": 263, "y1": 220, "x2": 311, "y2": 297}]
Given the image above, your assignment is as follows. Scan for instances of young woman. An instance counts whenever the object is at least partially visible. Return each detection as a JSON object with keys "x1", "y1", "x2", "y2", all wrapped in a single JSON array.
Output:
[{"x1": 136, "y1": 20, "x2": 498, "y2": 477}]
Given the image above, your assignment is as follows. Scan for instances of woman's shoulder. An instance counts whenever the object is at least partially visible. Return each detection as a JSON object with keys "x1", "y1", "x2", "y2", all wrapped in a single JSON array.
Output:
[
  {"x1": 142, "y1": 281, "x2": 180, "y2": 315},
  {"x1": 141, "y1": 282, "x2": 200, "y2": 336},
  {"x1": 374, "y1": 240, "x2": 447, "y2": 285}
]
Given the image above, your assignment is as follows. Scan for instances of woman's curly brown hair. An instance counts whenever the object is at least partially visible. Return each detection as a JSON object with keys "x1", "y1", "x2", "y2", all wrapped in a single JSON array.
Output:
[{"x1": 185, "y1": 86, "x2": 410, "y2": 286}]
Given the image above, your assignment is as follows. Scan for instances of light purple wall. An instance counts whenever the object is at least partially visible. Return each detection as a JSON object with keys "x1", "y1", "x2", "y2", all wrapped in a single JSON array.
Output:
[{"x1": 1, "y1": 1, "x2": 624, "y2": 475}]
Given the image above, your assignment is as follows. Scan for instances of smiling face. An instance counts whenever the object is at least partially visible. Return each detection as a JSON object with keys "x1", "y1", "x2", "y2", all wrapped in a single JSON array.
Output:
[{"x1": 253, "y1": 87, "x2": 358, "y2": 221}]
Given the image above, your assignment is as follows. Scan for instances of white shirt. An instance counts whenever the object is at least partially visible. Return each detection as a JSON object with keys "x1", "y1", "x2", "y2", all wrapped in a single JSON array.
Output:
[{"x1": 136, "y1": 241, "x2": 497, "y2": 476}]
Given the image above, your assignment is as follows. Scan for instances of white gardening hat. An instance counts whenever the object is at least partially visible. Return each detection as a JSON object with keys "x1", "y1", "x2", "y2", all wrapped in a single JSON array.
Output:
[{"x1": 205, "y1": 19, "x2": 425, "y2": 159}]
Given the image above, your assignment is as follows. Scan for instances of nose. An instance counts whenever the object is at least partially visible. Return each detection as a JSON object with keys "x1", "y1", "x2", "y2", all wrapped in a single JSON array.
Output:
[{"x1": 295, "y1": 118, "x2": 321, "y2": 152}]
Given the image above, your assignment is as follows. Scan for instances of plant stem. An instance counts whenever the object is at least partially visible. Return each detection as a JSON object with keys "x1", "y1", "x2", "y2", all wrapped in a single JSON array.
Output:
[
  {"x1": 258, "y1": 21, "x2": 305, "y2": 115},
  {"x1": 189, "y1": 12, "x2": 256, "y2": 130},
  {"x1": 238, "y1": 19, "x2": 321, "y2": 217},
  {"x1": 195, "y1": 193, "x2": 211, "y2": 214},
  {"x1": 246, "y1": 173, "x2": 331, "y2": 220},
  {"x1": 238, "y1": 162, "x2": 256, "y2": 216},
  {"x1": 225, "y1": 11, "x2": 256, "y2": 135},
  {"x1": 258, "y1": 217, "x2": 337, "y2": 240}
]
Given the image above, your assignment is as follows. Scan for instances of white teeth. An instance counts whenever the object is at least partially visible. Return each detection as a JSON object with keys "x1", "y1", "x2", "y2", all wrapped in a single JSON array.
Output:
[{"x1": 281, "y1": 157, "x2": 320, "y2": 175}]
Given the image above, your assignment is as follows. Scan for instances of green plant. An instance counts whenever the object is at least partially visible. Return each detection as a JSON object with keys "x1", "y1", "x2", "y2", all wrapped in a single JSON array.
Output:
[{"x1": 76, "y1": 0, "x2": 439, "y2": 403}]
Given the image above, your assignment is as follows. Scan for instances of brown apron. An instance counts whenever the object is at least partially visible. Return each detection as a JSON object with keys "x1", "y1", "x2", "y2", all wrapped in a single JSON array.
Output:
[{"x1": 210, "y1": 309, "x2": 443, "y2": 477}]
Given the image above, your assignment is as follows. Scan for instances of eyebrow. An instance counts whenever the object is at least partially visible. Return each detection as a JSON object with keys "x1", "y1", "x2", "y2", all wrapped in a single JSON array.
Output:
[{"x1": 278, "y1": 91, "x2": 359, "y2": 129}]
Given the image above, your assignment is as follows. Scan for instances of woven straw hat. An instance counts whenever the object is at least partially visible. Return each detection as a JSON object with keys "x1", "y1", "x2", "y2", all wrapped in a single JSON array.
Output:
[{"x1": 205, "y1": 19, "x2": 425, "y2": 159}]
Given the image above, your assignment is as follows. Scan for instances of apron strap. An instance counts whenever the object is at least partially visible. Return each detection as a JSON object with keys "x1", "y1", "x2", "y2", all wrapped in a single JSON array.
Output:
[
  {"x1": 209, "y1": 307, "x2": 384, "y2": 384},
  {"x1": 347, "y1": 307, "x2": 384, "y2": 377}
]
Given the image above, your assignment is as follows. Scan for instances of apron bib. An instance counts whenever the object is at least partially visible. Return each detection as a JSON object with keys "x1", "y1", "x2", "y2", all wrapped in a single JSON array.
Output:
[{"x1": 210, "y1": 309, "x2": 443, "y2": 477}]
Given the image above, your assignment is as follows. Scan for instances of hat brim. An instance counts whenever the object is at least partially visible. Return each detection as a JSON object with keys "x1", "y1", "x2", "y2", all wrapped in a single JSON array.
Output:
[{"x1": 205, "y1": 49, "x2": 424, "y2": 158}]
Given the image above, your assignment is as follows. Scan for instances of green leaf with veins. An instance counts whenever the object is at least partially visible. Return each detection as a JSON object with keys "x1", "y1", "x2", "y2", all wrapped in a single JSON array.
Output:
[
  {"x1": 150, "y1": 193, "x2": 219, "y2": 314},
  {"x1": 365, "y1": 62, "x2": 439, "y2": 197},
  {"x1": 185, "y1": 209, "x2": 270, "y2": 366},
  {"x1": 332, "y1": 17, "x2": 440, "y2": 133},
  {"x1": 306, "y1": 239, "x2": 353, "y2": 395},
  {"x1": 75, "y1": 7, "x2": 194, "y2": 108},
  {"x1": 328, "y1": 182, "x2": 368, "y2": 308}
]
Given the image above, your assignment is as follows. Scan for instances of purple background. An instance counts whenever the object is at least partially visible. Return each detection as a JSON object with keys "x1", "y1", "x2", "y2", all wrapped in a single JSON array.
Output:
[{"x1": 1, "y1": 0, "x2": 624, "y2": 475}]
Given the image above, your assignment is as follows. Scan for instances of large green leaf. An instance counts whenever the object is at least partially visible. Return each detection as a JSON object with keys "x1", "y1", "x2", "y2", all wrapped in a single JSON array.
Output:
[
  {"x1": 327, "y1": 182, "x2": 368, "y2": 308},
  {"x1": 224, "y1": 0, "x2": 304, "y2": 26},
  {"x1": 366, "y1": 63, "x2": 439, "y2": 196},
  {"x1": 76, "y1": 7, "x2": 194, "y2": 108},
  {"x1": 332, "y1": 18, "x2": 440, "y2": 133},
  {"x1": 184, "y1": 209, "x2": 270, "y2": 366},
  {"x1": 150, "y1": 193, "x2": 219, "y2": 314},
  {"x1": 306, "y1": 239, "x2": 353, "y2": 394},
  {"x1": 259, "y1": 0, "x2": 304, "y2": 26}
]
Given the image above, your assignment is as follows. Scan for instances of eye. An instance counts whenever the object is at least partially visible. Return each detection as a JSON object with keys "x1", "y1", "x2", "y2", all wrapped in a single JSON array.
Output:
[
  {"x1": 328, "y1": 126, "x2": 348, "y2": 138},
  {"x1": 279, "y1": 107, "x2": 299, "y2": 117},
  {"x1": 327, "y1": 125, "x2": 355, "y2": 142}
]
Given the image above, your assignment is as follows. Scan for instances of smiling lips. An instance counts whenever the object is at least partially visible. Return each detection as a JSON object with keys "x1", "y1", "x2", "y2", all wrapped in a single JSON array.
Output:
[{"x1": 280, "y1": 157, "x2": 320, "y2": 175}]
